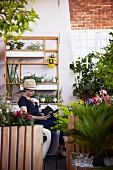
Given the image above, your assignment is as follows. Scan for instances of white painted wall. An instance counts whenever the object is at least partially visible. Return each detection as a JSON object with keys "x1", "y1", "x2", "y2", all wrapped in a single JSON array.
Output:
[{"x1": 21, "y1": 0, "x2": 76, "y2": 104}]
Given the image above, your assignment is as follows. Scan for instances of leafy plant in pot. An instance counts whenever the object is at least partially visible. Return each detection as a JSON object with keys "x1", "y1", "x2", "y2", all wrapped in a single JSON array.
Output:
[
  {"x1": 67, "y1": 99, "x2": 113, "y2": 168},
  {"x1": 70, "y1": 30, "x2": 113, "y2": 100}
]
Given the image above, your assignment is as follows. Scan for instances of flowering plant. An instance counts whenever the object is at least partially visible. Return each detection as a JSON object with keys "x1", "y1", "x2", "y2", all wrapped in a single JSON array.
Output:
[
  {"x1": 0, "y1": 95, "x2": 34, "y2": 127},
  {"x1": 85, "y1": 89, "x2": 112, "y2": 107},
  {"x1": 12, "y1": 110, "x2": 34, "y2": 126}
]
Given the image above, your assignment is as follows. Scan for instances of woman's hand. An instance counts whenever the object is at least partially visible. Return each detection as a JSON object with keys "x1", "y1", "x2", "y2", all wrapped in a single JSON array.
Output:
[{"x1": 40, "y1": 114, "x2": 51, "y2": 120}]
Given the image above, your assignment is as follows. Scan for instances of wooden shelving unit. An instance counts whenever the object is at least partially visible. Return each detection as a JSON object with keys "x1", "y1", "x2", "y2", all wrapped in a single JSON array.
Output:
[{"x1": 4, "y1": 36, "x2": 60, "y2": 106}]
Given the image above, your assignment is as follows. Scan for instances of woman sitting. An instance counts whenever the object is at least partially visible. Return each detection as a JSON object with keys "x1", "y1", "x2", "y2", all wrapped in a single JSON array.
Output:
[{"x1": 18, "y1": 79, "x2": 66, "y2": 157}]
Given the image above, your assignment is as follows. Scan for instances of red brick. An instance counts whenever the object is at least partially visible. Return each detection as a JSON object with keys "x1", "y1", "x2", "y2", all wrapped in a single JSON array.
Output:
[{"x1": 69, "y1": 0, "x2": 113, "y2": 29}]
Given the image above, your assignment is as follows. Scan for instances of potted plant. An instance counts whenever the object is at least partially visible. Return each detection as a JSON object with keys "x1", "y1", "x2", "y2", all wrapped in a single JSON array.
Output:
[
  {"x1": 0, "y1": 95, "x2": 43, "y2": 170},
  {"x1": 47, "y1": 53, "x2": 56, "y2": 68},
  {"x1": 15, "y1": 41, "x2": 25, "y2": 49},
  {"x1": 70, "y1": 30, "x2": 113, "y2": 100},
  {"x1": 39, "y1": 93, "x2": 45, "y2": 103},
  {"x1": 52, "y1": 91, "x2": 113, "y2": 169},
  {"x1": 67, "y1": 102, "x2": 113, "y2": 168},
  {"x1": 27, "y1": 42, "x2": 44, "y2": 50},
  {"x1": 6, "y1": 61, "x2": 20, "y2": 98},
  {"x1": 6, "y1": 41, "x2": 15, "y2": 49},
  {"x1": 0, "y1": 95, "x2": 34, "y2": 126}
]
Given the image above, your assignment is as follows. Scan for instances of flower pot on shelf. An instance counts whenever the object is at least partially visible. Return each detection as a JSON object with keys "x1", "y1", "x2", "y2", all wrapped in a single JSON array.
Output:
[
  {"x1": 53, "y1": 98, "x2": 57, "y2": 103},
  {"x1": 47, "y1": 54, "x2": 56, "y2": 68},
  {"x1": 52, "y1": 78, "x2": 57, "y2": 83},
  {"x1": 41, "y1": 78, "x2": 44, "y2": 83},
  {"x1": 40, "y1": 98, "x2": 45, "y2": 103}
]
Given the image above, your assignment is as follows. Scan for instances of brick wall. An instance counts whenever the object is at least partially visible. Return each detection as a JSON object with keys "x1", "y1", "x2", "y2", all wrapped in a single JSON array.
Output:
[{"x1": 69, "y1": 0, "x2": 113, "y2": 30}]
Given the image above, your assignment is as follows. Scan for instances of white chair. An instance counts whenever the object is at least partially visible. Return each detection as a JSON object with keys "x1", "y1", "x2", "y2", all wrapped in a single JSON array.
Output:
[
  {"x1": 44, "y1": 130, "x2": 60, "y2": 170},
  {"x1": 43, "y1": 128, "x2": 51, "y2": 159}
]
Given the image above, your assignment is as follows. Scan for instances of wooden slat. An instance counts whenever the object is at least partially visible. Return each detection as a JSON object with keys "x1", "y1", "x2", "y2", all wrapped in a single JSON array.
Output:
[
  {"x1": 0, "y1": 127, "x2": 2, "y2": 170},
  {"x1": 9, "y1": 126, "x2": 17, "y2": 170},
  {"x1": 10, "y1": 36, "x2": 58, "y2": 40},
  {"x1": 67, "y1": 115, "x2": 75, "y2": 170},
  {"x1": 1, "y1": 127, "x2": 10, "y2": 170},
  {"x1": 32, "y1": 125, "x2": 43, "y2": 170},
  {"x1": 0, "y1": 125, "x2": 43, "y2": 170},
  {"x1": 17, "y1": 126, "x2": 25, "y2": 170},
  {"x1": 24, "y1": 126, "x2": 32, "y2": 170}
]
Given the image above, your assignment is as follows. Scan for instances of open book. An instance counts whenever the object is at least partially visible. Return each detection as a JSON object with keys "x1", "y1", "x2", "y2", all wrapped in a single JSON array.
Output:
[{"x1": 42, "y1": 105, "x2": 59, "y2": 115}]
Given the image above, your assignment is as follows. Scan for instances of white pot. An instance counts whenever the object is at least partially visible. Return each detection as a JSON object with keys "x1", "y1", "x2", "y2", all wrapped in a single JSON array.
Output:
[
  {"x1": 6, "y1": 45, "x2": 10, "y2": 50},
  {"x1": 20, "y1": 84, "x2": 24, "y2": 91},
  {"x1": 41, "y1": 98, "x2": 45, "y2": 103},
  {"x1": 41, "y1": 78, "x2": 44, "y2": 83},
  {"x1": 52, "y1": 78, "x2": 57, "y2": 83},
  {"x1": 53, "y1": 98, "x2": 57, "y2": 103}
]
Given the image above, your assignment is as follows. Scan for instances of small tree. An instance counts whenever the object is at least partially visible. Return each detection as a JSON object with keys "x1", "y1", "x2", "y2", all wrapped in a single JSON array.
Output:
[
  {"x1": 70, "y1": 52, "x2": 103, "y2": 100},
  {"x1": 96, "y1": 31, "x2": 113, "y2": 93},
  {"x1": 0, "y1": 0, "x2": 39, "y2": 40},
  {"x1": 70, "y1": 30, "x2": 113, "y2": 99}
]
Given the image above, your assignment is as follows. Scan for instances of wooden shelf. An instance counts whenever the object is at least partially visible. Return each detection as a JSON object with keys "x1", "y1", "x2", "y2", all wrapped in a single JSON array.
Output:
[
  {"x1": 7, "y1": 36, "x2": 59, "y2": 40},
  {"x1": 5, "y1": 36, "x2": 60, "y2": 104},
  {"x1": 6, "y1": 83, "x2": 20, "y2": 85},
  {"x1": 6, "y1": 62, "x2": 58, "y2": 65}
]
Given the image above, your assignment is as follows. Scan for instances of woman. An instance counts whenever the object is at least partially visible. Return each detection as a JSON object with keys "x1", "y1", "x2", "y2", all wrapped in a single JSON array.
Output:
[{"x1": 18, "y1": 79, "x2": 66, "y2": 157}]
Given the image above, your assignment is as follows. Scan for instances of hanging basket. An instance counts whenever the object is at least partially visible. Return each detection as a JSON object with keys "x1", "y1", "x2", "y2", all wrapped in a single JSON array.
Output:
[{"x1": 48, "y1": 57, "x2": 56, "y2": 68}]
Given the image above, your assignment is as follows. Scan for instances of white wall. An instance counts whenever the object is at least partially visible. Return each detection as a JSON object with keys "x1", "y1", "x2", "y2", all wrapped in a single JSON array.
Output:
[{"x1": 22, "y1": 0, "x2": 76, "y2": 104}]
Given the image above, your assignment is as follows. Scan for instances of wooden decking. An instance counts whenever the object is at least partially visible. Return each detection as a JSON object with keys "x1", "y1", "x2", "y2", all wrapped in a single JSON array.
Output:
[{"x1": 43, "y1": 155, "x2": 67, "y2": 170}]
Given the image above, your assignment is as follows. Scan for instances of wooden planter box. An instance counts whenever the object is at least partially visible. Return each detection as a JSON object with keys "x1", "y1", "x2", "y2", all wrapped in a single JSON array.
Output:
[
  {"x1": 66, "y1": 116, "x2": 91, "y2": 170},
  {"x1": 0, "y1": 125, "x2": 43, "y2": 170},
  {"x1": 6, "y1": 51, "x2": 44, "y2": 57}
]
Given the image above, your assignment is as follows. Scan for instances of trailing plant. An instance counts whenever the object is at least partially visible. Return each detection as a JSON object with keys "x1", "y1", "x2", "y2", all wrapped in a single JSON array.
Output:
[
  {"x1": 6, "y1": 61, "x2": 20, "y2": 97},
  {"x1": 0, "y1": 0, "x2": 39, "y2": 40},
  {"x1": 59, "y1": 88, "x2": 64, "y2": 104}
]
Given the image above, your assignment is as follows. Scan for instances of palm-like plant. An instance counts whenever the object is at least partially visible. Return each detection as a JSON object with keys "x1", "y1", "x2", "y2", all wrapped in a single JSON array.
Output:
[{"x1": 67, "y1": 102, "x2": 113, "y2": 167}]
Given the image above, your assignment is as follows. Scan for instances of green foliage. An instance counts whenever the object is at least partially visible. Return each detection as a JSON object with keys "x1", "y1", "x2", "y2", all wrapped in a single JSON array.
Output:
[
  {"x1": 7, "y1": 40, "x2": 25, "y2": 49},
  {"x1": 70, "y1": 30, "x2": 113, "y2": 99},
  {"x1": 27, "y1": 42, "x2": 44, "y2": 50},
  {"x1": 70, "y1": 52, "x2": 104, "y2": 99},
  {"x1": 67, "y1": 103, "x2": 113, "y2": 164},
  {"x1": 15, "y1": 41, "x2": 25, "y2": 49},
  {"x1": 0, "y1": 0, "x2": 39, "y2": 40},
  {"x1": 96, "y1": 31, "x2": 113, "y2": 90},
  {"x1": 20, "y1": 73, "x2": 47, "y2": 83},
  {"x1": 0, "y1": 95, "x2": 34, "y2": 126},
  {"x1": 51, "y1": 100, "x2": 83, "y2": 132}
]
